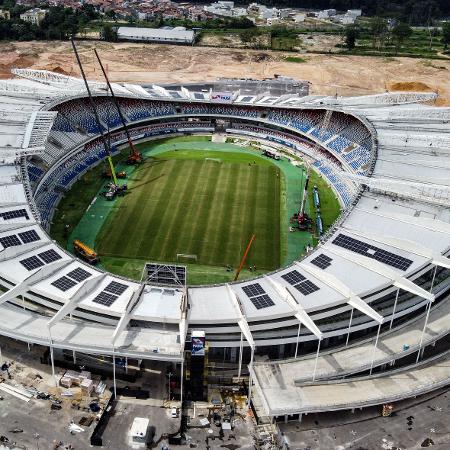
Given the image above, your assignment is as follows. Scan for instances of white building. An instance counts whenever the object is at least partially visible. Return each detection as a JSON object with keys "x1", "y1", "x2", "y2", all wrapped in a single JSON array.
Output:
[
  {"x1": 20, "y1": 8, "x2": 47, "y2": 25},
  {"x1": 116, "y1": 26, "x2": 195, "y2": 44},
  {"x1": 347, "y1": 9, "x2": 362, "y2": 18},
  {"x1": 294, "y1": 13, "x2": 306, "y2": 23},
  {"x1": 204, "y1": 1, "x2": 246, "y2": 17},
  {"x1": 317, "y1": 9, "x2": 336, "y2": 19}
]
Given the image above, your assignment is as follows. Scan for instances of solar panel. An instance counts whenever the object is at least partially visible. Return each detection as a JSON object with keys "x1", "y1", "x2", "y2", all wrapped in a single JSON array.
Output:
[
  {"x1": 332, "y1": 234, "x2": 413, "y2": 271},
  {"x1": 18, "y1": 230, "x2": 40, "y2": 244},
  {"x1": 295, "y1": 279, "x2": 320, "y2": 295},
  {"x1": 92, "y1": 291, "x2": 118, "y2": 307},
  {"x1": 242, "y1": 283, "x2": 265, "y2": 298},
  {"x1": 104, "y1": 281, "x2": 128, "y2": 296},
  {"x1": 0, "y1": 209, "x2": 29, "y2": 221},
  {"x1": 251, "y1": 294, "x2": 275, "y2": 310},
  {"x1": 67, "y1": 267, "x2": 91, "y2": 282},
  {"x1": 20, "y1": 255, "x2": 44, "y2": 271},
  {"x1": 51, "y1": 276, "x2": 77, "y2": 292},
  {"x1": 281, "y1": 270, "x2": 306, "y2": 285},
  {"x1": 38, "y1": 249, "x2": 62, "y2": 264},
  {"x1": 241, "y1": 283, "x2": 275, "y2": 309},
  {"x1": 310, "y1": 254, "x2": 333, "y2": 269},
  {"x1": 0, "y1": 234, "x2": 21, "y2": 248}
]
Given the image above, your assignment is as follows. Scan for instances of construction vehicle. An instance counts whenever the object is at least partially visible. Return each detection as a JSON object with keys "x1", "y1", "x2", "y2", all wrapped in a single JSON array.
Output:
[
  {"x1": 290, "y1": 212, "x2": 313, "y2": 231},
  {"x1": 73, "y1": 240, "x2": 98, "y2": 264},
  {"x1": 93, "y1": 49, "x2": 143, "y2": 166},
  {"x1": 103, "y1": 182, "x2": 127, "y2": 201},
  {"x1": 102, "y1": 167, "x2": 126, "y2": 179}
]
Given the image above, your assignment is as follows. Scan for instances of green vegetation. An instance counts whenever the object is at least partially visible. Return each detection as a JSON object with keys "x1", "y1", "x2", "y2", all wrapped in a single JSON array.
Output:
[
  {"x1": 51, "y1": 137, "x2": 341, "y2": 284},
  {"x1": 285, "y1": 56, "x2": 308, "y2": 63},
  {"x1": 0, "y1": 0, "x2": 99, "y2": 40},
  {"x1": 96, "y1": 149, "x2": 282, "y2": 271},
  {"x1": 50, "y1": 151, "x2": 126, "y2": 248},
  {"x1": 307, "y1": 170, "x2": 341, "y2": 245},
  {"x1": 339, "y1": 20, "x2": 450, "y2": 58}
]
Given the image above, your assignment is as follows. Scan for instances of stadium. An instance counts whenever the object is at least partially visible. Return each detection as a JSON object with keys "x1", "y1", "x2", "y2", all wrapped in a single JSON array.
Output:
[{"x1": 0, "y1": 66, "x2": 449, "y2": 426}]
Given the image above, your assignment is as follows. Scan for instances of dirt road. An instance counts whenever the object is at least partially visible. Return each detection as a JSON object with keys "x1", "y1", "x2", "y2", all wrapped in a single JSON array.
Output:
[{"x1": 1, "y1": 41, "x2": 449, "y2": 105}]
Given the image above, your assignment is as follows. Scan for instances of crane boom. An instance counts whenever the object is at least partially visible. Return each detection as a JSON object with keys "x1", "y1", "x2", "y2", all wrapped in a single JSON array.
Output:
[
  {"x1": 93, "y1": 49, "x2": 141, "y2": 163},
  {"x1": 234, "y1": 234, "x2": 256, "y2": 281},
  {"x1": 71, "y1": 39, "x2": 118, "y2": 185}
]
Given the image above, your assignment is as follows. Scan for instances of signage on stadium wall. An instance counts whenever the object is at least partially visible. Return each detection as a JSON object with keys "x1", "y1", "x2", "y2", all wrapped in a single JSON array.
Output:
[
  {"x1": 191, "y1": 330, "x2": 206, "y2": 356},
  {"x1": 210, "y1": 92, "x2": 233, "y2": 103}
]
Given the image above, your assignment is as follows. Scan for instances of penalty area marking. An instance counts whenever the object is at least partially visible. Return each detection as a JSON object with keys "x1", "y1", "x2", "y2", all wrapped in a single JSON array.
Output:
[{"x1": 205, "y1": 158, "x2": 222, "y2": 163}]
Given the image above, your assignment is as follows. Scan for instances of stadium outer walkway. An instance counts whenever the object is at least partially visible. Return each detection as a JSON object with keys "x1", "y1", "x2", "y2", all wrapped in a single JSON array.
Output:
[
  {"x1": 251, "y1": 288, "x2": 450, "y2": 418},
  {"x1": 251, "y1": 350, "x2": 450, "y2": 419}
]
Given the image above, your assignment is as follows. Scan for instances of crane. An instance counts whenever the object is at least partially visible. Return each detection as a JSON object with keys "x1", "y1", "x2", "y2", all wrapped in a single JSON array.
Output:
[
  {"x1": 93, "y1": 48, "x2": 143, "y2": 165},
  {"x1": 71, "y1": 39, "x2": 120, "y2": 186}
]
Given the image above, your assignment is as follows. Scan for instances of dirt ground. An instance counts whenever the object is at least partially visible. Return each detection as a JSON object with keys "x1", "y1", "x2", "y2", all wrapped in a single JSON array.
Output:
[{"x1": 1, "y1": 40, "x2": 449, "y2": 105}]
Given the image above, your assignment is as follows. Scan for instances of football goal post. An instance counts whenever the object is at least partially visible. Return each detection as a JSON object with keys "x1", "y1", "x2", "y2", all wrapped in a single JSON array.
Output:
[{"x1": 177, "y1": 253, "x2": 198, "y2": 262}]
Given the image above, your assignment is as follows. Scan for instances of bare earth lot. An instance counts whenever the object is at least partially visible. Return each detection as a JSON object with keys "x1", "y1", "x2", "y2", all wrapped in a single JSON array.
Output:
[{"x1": 1, "y1": 41, "x2": 449, "y2": 105}]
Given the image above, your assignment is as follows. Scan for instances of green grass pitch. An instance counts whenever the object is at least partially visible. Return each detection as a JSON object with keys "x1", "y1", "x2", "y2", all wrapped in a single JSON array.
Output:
[{"x1": 96, "y1": 149, "x2": 282, "y2": 271}]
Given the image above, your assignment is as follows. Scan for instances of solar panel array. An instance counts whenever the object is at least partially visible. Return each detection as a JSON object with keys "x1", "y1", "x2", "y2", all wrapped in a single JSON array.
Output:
[
  {"x1": 0, "y1": 209, "x2": 29, "y2": 221},
  {"x1": 20, "y1": 255, "x2": 44, "y2": 271},
  {"x1": 281, "y1": 270, "x2": 320, "y2": 296},
  {"x1": 18, "y1": 230, "x2": 40, "y2": 244},
  {"x1": 104, "y1": 281, "x2": 128, "y2": 296},
  {"x1": 38, "y1": 249, "x2": 62, "y2": 264},
  {"x1": 51, "y1": 267, "x2": 92, "y2": 292},
  {"x1": 92, "y1": 280, "x2": 129, "y2": 308},
  {"x1": 332, "y1": 234, "x2": 413, "y2": 271},
  {"x1": 51, "y1": 276, "x2": 77, "y2": 292},
  {"x1": 0, "y1": 229, "x2": 40, "y2": 249},
  {"x1": 242, "y1": 283, "x2": 275, "y2": 310},
  {"x1": 19, "y1": 249, "x2": 62, "y2": 271},
  {"x1": 93, "y1": 291, "x2": 118, "y2": 307},
  {"x1": 311, "y1": 254, "x2": 333, "y2": 269},
  {"x1": 0, "y1": 235, "x2": 21, "y2": 248},
  {"x1": 67, "y1": 267, "x2": 91, "y2": 282}
]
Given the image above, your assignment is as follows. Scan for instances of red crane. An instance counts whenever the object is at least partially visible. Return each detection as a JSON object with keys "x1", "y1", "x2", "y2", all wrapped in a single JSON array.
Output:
[{"x1": 93, "y1": 49, "x2": 142, "y2": 165}]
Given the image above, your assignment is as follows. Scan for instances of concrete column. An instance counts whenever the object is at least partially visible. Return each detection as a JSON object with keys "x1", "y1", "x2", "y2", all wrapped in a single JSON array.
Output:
[
  {"x1": 247, "y1": 347, "x2": 254, "y2": 408},
  {"x1": 416, "y1": 299, "x2": 432, "y2": 363},
  {"x1": 72, "y1": 350, "x2": 76, "y2": 364},
  {"x1": 284, "y1": 415, "x2": 288, "y2": 423},
  {"x1": 369, "y1": 323, "x2": 382, "y2": 375},
  {"x1": 294, "y1": 323, "x2": 301, "y2": 359},
  {"x1": 389, "y1": 289, "x2": 400, "y2": 329},
  {"x1": 112, "y1": 350, "x2": 117, "y2": 398},
  {"x1": 345, "y1": 308, "x2": 353, "y2": 347},
  {"x1": 312, "y1": 339, "x2": 321, "y2": 382},
  {"x1": 298, "y1": 413, "x2": 302, "y2": 423},
  {"x1": 238, "y1": 332, "x2": 243, "y2": 378}
]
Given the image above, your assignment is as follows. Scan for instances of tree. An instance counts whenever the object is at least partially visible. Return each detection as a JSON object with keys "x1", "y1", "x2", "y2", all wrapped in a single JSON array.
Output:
[
  {"x1": 443, "y1": 22, "x2": 450, "y2": 50},
  {"x1": 344, "y1": 26, "x2": 358, "y2": 50},
  {"x1": 369, "y1": 16, "x2": 388, "y2": 50},
  {"x1": 101, "y1": 23, "x2": 117, "y2": 42},
  {"x1": 391, "y1": 22, "x2": 412, "y2": 50}
]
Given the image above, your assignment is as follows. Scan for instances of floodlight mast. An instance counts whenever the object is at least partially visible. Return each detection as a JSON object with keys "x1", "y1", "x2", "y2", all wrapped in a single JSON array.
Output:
[
  {"x1": 93, "y1": 49, "x2": 142, "y2": 164},
  {"x1": 70, "y1": 39, "x2": 118, "y2": 185}
]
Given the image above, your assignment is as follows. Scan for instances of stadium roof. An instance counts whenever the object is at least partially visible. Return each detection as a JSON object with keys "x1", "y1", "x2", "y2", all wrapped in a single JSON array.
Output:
[{"x1": 0, "y1": 69, "x2": 448, "y2": 380}]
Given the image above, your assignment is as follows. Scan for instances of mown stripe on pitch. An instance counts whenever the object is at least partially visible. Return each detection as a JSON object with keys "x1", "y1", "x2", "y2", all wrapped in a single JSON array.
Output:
[
  {"x1": 159, "y1": 159, "x2": 209, "y2": 261},
  {"x1": 179, "y1": 160, "x2": 219, "y2": 262},
  {"x1": 149, "y1": 160, "x2": 200, "y2": 260}
]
